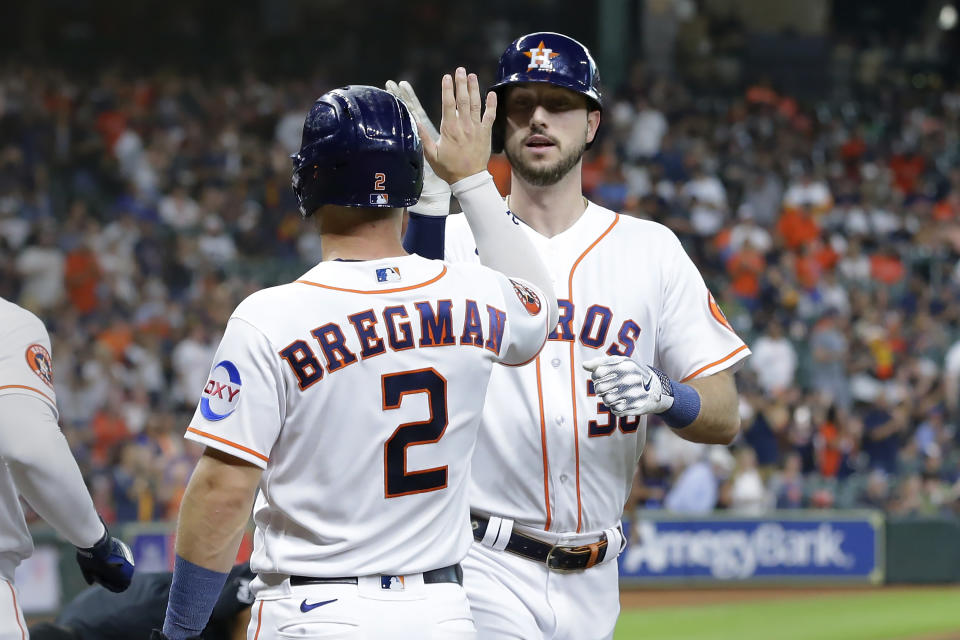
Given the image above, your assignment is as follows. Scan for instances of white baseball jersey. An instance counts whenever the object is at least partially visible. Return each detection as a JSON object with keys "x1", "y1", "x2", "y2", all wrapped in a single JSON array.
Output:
[
  {"x1": 184, "y1": 254, "x2": 549, "y2": 581},
  {"x1": 0, "y1": 298, "x2": 59, "y2": 581},
  {"x1": 444, "y1": 203, "x2": 750, "y2": 534}
]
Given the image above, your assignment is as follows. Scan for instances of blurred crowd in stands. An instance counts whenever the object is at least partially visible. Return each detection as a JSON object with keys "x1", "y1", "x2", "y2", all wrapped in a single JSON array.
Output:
[
  {"x1": 606, "y1": 64, "x2": 960, "y2": 520},
  {"x1": 2, "y1": 32, "x2": 960, "y2": 526}
]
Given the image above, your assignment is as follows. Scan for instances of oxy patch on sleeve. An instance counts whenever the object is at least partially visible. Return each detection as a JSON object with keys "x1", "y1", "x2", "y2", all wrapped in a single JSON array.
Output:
[{"x1": 200, "y1": 360, "x2": 243, "y2": 421}]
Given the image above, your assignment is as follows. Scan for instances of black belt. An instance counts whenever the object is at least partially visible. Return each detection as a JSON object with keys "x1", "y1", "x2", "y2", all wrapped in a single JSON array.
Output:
[
  {"x1": 290, "y1": 563, "x2": 463, "y2": 587},
  {"x1": 471, "y1": 514, "x2": 607, "y2": 572}
]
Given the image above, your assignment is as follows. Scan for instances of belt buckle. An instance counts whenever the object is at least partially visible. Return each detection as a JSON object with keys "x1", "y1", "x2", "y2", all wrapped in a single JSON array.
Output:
[
  {"x1": 545, "y1": 538, "x2": 606, "y2": 573},
  {"x1": 545, "y1": 545, "x2": 579, "y2": 574}
]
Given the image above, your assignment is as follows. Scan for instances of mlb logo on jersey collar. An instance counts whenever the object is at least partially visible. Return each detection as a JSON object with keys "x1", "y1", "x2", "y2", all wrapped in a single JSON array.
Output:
[
  {"x1": 380, "y1": 575, "x2": 405, "y2": 590},
  {"x1": 376, "y1": 267, "x2": 402, "y2": 283}
]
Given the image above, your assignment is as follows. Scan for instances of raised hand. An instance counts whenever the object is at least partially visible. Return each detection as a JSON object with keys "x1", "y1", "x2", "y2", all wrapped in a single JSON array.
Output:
[
  {"x1": 385, "y1": 79, "x2": 449, "y2": 216},
  {"x1": 420, "y1": 67, "x2": 497, "y2": 185},
  {"x1": 385, "y1": 80, "x2": 440, "y2": 142}
]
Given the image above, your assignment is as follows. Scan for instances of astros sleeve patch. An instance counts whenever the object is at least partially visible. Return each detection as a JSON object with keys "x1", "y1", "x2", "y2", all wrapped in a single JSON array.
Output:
[
  {"x1": 510, "y1": 279, "x2": 543, "y2": 316},
  {"x1": 25, "y1": 343, "x2": 55, "y2": 389},
  {"x1": 493, "y1": 274, "x2": 550, "y2": 366}
]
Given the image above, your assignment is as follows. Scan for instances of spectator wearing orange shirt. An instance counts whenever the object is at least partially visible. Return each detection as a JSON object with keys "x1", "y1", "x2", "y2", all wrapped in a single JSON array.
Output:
[
  {"x1": 777, "y1": 205, "x2": 820, "y2": 251},
  {"x1": 889, "y1": 144, "x2": 925, "y2": 196},
  {"x1": 815, "y1": 405, "x2": 842, "y2": 478},
  {"x1": 726, "y1": 237, "x2": 766, "y2": 306},
  {"x1": 90, "y1": 389, "x2": 131, "y2": 467},
  {"x1": 64, "y1": 234, "x2": 102, "y2": 316},
  {"x1": 870, "y1": 248, "x2": 905, "y2": 285},
  {"x1": 932, "y1": 189, "x2": 960, "y2": 222}
]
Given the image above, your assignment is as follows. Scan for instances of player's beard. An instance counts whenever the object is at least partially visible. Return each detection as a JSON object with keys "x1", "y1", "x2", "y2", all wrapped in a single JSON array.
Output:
[{"x1": 505, "y1": 127, "x2": 587, "y2": 187}]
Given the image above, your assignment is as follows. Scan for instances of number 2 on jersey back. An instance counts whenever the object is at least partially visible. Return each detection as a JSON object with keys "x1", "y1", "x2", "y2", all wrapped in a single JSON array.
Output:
[{"x1": 382, "y1": 368, "x2": 449, "y2": 497}]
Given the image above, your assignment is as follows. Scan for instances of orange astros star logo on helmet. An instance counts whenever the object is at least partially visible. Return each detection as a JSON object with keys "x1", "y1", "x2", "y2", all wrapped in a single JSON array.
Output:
[{"x1": 524, "y1": 41, "x2": 560, "y2": 71}]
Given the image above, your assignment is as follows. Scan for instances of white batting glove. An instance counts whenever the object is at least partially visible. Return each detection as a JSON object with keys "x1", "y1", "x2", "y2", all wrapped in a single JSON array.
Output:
[
  {"x1": 386, "y1": 79, "x2": 451, "y2": 217},
  {"x1": 583, "y1": 356, "x2": 675, "y2": 417}
]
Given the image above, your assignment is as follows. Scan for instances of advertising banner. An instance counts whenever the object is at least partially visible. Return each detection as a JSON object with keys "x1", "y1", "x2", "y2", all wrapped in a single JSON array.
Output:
[{"x1": 619, "y1": 511, "x2": 884, "y2": 584}]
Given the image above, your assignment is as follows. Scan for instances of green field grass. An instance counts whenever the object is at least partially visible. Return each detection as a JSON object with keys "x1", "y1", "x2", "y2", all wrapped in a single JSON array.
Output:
[{"x1": 614, "y1": 589, "x2": 960, "y2": 640}]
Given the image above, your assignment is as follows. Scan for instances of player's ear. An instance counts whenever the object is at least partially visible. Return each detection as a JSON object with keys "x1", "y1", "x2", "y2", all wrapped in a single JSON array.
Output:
[{"x1": 586, "y1": 110, "x2": 601, "y2": 145}]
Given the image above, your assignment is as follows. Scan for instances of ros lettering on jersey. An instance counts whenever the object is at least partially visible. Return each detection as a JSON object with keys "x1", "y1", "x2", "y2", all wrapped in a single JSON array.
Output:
[
  {"x1": 548, "y1": 299, "x2": 641, "y2": 357},
  {"x1": 278, "y1": 299, "x2": 508, "y2": 388}
]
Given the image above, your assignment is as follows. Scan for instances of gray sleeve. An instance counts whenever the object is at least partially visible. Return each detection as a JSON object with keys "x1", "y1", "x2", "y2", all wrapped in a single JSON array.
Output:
[{"x1": 0, "y1": 394, "x2": 104, "y2": 548}]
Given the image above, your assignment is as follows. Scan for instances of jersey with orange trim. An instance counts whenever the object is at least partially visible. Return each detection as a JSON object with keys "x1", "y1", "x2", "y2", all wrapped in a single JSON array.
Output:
[
  {"x1": 443, "y1": 203, "x2": 750, "y2": 534},
  {"x1": 0, "y1": 297, "x2": 58, "y2": 414},
  {"x1": 0, "y1": 297, "x2": 60, "y2": 586},
  {"x1": 184, "y1": 254, "x2": 549, "y2": 582}
]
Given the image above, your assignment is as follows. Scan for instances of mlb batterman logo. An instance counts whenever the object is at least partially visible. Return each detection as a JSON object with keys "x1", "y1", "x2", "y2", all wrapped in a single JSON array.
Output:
[
  {"x1": 200, "y1": 360, "x2": 242, "y2": 421},
  {"x1": 381, "y1": 575, "x2": 405, "y2": 590},
  {"x1": 376, "y1": 267, "x2": 402, "y2": 283},
  {"x1": 524, "y1": 41, "x2": 560, "y2": 71},
  {"x1": 25, "y1": 344, "x2": 54, "y2": 389},
  {"x1": 510, "y1": 279, "x2": 542, "y2": 315}
]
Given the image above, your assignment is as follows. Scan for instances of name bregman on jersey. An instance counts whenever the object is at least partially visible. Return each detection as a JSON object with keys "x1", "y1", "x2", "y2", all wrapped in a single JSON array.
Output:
[{"x1": 277, "y1": 299, "x2": 509, "y2": 389}]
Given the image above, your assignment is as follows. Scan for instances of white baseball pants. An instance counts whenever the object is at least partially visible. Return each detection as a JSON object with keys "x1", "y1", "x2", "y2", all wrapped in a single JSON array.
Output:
[
  {"x1": 247, "y1": 573, "x2": 475, "y2": 639},
  {"x1": 462, "y1": 541, "x2": 620, "y2": 640},
  {"x1": 0, "y1": 580, "x2": 27, "y2": 640}
]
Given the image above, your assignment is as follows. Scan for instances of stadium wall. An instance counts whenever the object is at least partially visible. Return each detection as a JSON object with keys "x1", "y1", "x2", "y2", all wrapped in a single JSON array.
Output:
[{"x1": 20, "y1": 513, "x2": 960, "y2": 618}]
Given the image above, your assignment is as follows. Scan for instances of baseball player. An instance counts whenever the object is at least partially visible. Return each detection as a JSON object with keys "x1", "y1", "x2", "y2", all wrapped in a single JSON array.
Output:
[
  {"x1": 29, "y1": 563, "x2": 254, "y2": 640},
  {"x1": 155, "y1": 76, "x2": 558, "y2": 640},
  {"x1": 400, "y1": 32, "x2": 750, "y2": 639},
  {"x1": 0, "y1": 297, "x2": 135, "y2": 639}
]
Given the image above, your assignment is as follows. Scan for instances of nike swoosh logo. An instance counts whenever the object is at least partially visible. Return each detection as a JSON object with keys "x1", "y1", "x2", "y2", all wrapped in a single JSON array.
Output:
[
  {"x1": 642, "y1": 378, "x2": 652, "y2": 391},
  {"x1": 300, "y1": 598, "x2": 338, "y2": 612}
]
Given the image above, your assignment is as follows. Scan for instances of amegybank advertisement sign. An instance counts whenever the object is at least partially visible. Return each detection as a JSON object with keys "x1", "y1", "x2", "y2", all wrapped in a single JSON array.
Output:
[{"x1": 619, "y1": 512, "x2": 884, "y2": 584}]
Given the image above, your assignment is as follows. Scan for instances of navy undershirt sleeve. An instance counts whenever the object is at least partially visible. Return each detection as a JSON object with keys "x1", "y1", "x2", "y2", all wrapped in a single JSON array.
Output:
[{"x1": 402, "y1": 212, "x2": 447, "y2": 259}]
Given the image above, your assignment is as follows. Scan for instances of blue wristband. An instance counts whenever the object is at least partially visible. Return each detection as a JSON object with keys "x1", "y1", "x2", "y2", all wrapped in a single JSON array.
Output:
[
  {"x1": 659, "y1": 377, "x2": 701, "y2": 429},
  {"x1": 162, "y1": 555, "x2": 230, "y2": 640}
]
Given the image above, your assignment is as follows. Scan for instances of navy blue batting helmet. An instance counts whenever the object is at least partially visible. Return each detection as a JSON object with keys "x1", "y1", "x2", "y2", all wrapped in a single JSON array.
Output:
[
  {"x1": 291, "y1": 85, "x2": 423, "y2": 217},
  {"x1": 490, "y1": 32, "x2": 603, "y2": 153}
]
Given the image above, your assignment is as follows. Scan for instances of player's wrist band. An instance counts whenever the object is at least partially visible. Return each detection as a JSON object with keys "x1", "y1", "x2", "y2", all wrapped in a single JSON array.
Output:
[
  {"x1": 658, "y1": 377, "x2": 701, "y2": 429},
  {"x1": 162, "y1": 555, "x2": 230, "y2": 640}
]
